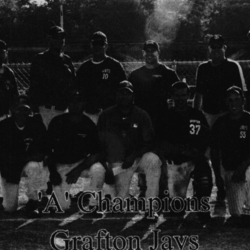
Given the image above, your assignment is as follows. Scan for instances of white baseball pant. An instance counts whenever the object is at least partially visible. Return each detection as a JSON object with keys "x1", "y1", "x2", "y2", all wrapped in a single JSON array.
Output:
[
  {"x1": 1, "y1": 161, "x2": 49, "y2": 212},
  {"x1": 108, "y1": 152, "x2": 162, "y2": 204},
  {"x1": 166, "y1": 161, "x2": 195, "y2": 198},
  {"x1": 224, "y1": 166, "x2": 250, "y2": 216},
  {"x1": 53, "y1": 160, "x2": 105, "y2": 210}
]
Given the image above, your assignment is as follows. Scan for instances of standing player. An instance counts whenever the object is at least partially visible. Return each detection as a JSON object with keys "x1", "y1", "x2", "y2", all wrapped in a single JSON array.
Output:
[
  {"x1": 47, "y1": 89, "x2": 106, "y2": 214},
  {"x1": 156, "y1": 81, "x2": 212, "y2": 221},
  {"x1": 76, "y1": 31, "x2": 127, "y2": 124},
  {"x1": 97, "y1": 80, "x2": 162, "y2": 218},
  {"x1": 128, "y1": 40, "x2": 179, "y2": 127},
  {"x1": 211, "y1": 86, "x2": 250, "y2": 217},
  {"x1": 194, "y1": 34, "x2": 247, "y2": 202},
  {"x1": 0, "y1": 95, "x2": 47, "y2": 217},
  {"x1": 128, "y1": 40, "x2": 179, "y2": 197},
  {"x1": 29, "y1": 24, "x2": 75, "y2": 129},
  {"x1": 0, "y1": 39, "x2": 19, "y2": 121}
]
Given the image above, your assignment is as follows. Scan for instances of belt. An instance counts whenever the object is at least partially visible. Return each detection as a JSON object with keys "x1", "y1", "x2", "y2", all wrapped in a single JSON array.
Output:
[{"x1": 43, "y1": 105, "x2": 66, "y2": 111}]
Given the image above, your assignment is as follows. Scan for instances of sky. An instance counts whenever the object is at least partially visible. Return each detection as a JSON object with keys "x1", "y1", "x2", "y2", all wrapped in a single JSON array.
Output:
[{"x1": 30, "y1": 0, "x2": 46, "y2": 5}]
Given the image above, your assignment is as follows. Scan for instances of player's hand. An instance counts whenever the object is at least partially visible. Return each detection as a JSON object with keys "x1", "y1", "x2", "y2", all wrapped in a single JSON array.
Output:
[
  {"x1": 122, "y1": 156, "x2": 135, "y2": 169},
  {"x1": 231, "y1": 165, "x2": 247, "y2": 183},
  {"x1": 66, "y1": 166, "x2": 82, "y2": 184},
  {"x1": 50, "y1": 171, "x2": 62, "y2": 186},
  {"x1": 27, "y1": 153, "x2": 45, "y2": 163}
]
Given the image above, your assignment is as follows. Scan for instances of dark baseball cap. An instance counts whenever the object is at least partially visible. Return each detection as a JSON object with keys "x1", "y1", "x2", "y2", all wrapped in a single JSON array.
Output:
[
  {"x1": 209, "y1": 34, "x2": 225, "y2": 49},
  {"x1": 226, "y1": 86, "x2": 244, "y2": 99},
  {"x1": 143, "y1": 40, "x2": 160, "y2": 51},
  {"x1": 11, "y1": 94, "x2": 32, "y2": 114},
  {"x1": 48, "y1": 26, "x2": 66, "y2": 39},
  {"x1": 91, "y1": 31, "x2": 108, "y2": 46},
  {"x1": 118, "y1": 80, "x2": 134, "y2": 93},
  {"x1": 0, "y1": 40, "x2": 7, "y2": 50}
]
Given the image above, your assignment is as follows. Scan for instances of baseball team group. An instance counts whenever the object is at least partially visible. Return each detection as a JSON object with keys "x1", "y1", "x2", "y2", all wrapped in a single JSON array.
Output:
[{"x1": 0, "y1": 24, "x2": 250, "y2": 226}]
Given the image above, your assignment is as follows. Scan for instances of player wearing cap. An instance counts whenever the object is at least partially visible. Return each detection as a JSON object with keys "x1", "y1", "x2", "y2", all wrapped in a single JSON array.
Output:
[
  {"x1": 211, "y1": 86, "x2": 250, "y2": 217},
  {"x1": 128, "y1": 40, "x2": 179, "y2": 127},
  {"x1": 29, "y1": 24, "x2": 75, "y2": 129},
  {"x1": 128, "y1": 40, "x2": 179, "y2": 198},
  {"x1": 97, "y1": 80, "x2": 161, "y2": 218},
  {"x1": 194, "y1": 34, "x2": 247, "y2": 202},
  {"x1": 156, "y1": 81, "x2": 212, "y2": 221},
  {"x1": 76, "y1": 31, "x2": 127, "y2": 124},
  {"x1": 0, "y1": 95, "x2": 47, "y2": 216},
  {"x1": 0, "y1": 39, "x2": 18, "y2": 121},
  {"x1": 47, "y1": 89, "x2": 105, "y2": 213}
]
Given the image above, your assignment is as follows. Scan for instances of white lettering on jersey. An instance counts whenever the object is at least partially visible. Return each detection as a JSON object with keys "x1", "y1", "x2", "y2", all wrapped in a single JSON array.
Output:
[{"x1": 189, "y1": 120, "x2": 201, "y2": 135}]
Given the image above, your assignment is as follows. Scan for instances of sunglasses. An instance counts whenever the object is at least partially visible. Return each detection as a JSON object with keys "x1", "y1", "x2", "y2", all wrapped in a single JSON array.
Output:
[{"x1": 210, "y1": 43, "x2": 224, "y2": 49}]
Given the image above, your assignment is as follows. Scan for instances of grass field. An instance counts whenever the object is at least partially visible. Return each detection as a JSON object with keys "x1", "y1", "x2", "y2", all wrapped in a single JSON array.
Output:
[{"x1": 1, "y1": 174, "x2": 250, "y2": 250}]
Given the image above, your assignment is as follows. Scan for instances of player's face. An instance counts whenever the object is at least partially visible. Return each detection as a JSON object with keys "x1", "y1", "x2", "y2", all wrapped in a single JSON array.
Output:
[
  {"x1": 226, "y1": 92, "x2": 244, "y2": 118},
  {"x1": 143, "y1": 48, "x2": 159, "y2": 65},
  {"x1": 91, "y1": 41, "x2": 107, "y2": 57},
  {"x1": 208, "y1": 44, "x2": 226, "y2": 62},
  {"x1": 12, "y1": 105, "x2": 31, "y2": 126},
  {"x1": 49, "y1": 36, "x2": 65, "y2": 52},
  {"x1": 172, "y1": 88, "x2": 189, "y2": 111},
  {"x1": 116, "y1": 89, "x2": 134, "y2": 113}
]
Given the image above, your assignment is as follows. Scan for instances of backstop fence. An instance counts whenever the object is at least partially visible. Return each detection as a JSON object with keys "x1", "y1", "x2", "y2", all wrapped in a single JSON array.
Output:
[{"x1": 8, "y1": 61, "x2": 250, "y2": 94}]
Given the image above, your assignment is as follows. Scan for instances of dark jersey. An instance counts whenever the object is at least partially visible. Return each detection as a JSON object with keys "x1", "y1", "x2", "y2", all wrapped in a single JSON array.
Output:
[
  {"x1": 211, "y1": 111, "x2": 250, "y2": 171},
  {"x1": 48, "y1": 113, "x2": 101, "y2": 164},
  {"x1": 196, "y1": 58, "x2": 247, "y2": 114},
  {"x1": 0, "y1": 116, "x2": 47, "y2": 183},
  {"x1": 128, "y1": 63, "x2": 179, "y2": 124},
  {"x1": 156, "y1": 106, "x2": 210, "y2": 158},
  {"x1": 30, "y1": 50, "x2": 75, "y2": 110},
  {"x1": 76, "y1": 56, "x2": 126, "y2": 113},
  {"x1": 0, "y1": 65, "x2": 18, "y2": 116},
  {"x1": 97, "y1": 106, "x2": 154, "y2": 163}
]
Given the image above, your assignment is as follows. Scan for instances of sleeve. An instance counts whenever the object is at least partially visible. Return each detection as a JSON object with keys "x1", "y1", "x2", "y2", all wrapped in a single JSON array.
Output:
[
  {"x1": 231, "y1": 61, "x2": 247, "y2": 92},
  {"x1": 195, "y1": 64, "x2": 204, "y2": 94}
]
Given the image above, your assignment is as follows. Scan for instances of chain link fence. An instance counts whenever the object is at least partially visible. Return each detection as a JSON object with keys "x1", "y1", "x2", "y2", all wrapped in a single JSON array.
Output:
[{"x1": 8, "y1": 61, "x2": 250, "y2": 94}]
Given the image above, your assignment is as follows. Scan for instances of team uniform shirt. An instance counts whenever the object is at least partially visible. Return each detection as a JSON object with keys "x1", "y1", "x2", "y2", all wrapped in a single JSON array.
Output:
[
  {"x1": 196, "y1": 58, "x2": 247, "y2": 114},
  {"x1": 97, "y1": 106, "x2": 154, "y2": 164},
  {"x1": 0, "y1": 116, "x2": 47, "y2": 183},
  {"x1": 30, "y1": 50, "x2": 75, "y2": 110},
  {"x1": 128, "y1": 63, "x2": 179, "y2": 123},
  {"x1": 47, "y1": 113, "x2": 101, "y2": 164},
  {"x1": 211, "y1": 111, "x2": 250, "y2": 171},
  {"x1": 156, "y1": 106, "x2": 210, "y2": 160},
  {"x1": 76, "y1": 57, "x2": 127, "y2": 114},
  {"x1": 0, "y1": 65, "x2": 18, "y2": 116}
]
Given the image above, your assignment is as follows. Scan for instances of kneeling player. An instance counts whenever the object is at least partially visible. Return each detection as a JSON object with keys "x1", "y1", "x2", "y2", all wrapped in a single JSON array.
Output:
[
  {"x1": 211, "y1": 86, "x2": 250, "y2": 218},
  {"x1": 0, "y1": 95, "x2": 47, "y2": 216},
  {"x1": 47, "y1": 89, "x2": 106, "y2": 215},
  {"x1": 155, "y1": 81, "x2": 212, "y2": 220},
  {"x1": 97, "y1": 81, "x2": 162, "y2": 218}
]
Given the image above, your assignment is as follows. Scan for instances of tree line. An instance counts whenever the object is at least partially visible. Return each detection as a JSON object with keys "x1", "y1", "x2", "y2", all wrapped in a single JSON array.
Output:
[{"x1": 1, "y1": 0, "x2": 250, "y2": 61}]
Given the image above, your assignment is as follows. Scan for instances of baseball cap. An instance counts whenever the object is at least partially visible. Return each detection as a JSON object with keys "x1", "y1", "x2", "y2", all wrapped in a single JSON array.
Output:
[
  {"x1": 91, "y1": 31, "x2": 108, "y2": 46},
  {"x1": 47, "y1": 25, "x2": 66, "y2": 39},
  {"x1": 118, "y1": 80, "x2": 134, "y2": 93},
  {"x1": 226, "y1": 86, "x2": 244, "y2": 99},
  {"x1": 143, "y1": 40, "x2": 160, "y2": 51},
  {"x1": 209, "y1": 34, "x2": 225, "y2": 49},
  {"x1": 0, "y1": 40, "x2": 7, "y2": 50}
]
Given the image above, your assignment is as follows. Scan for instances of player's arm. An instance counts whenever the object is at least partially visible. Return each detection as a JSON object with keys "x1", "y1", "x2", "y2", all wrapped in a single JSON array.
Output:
[{"x1": 193, "y1": 65, "x2": 203, "y2": 110}]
